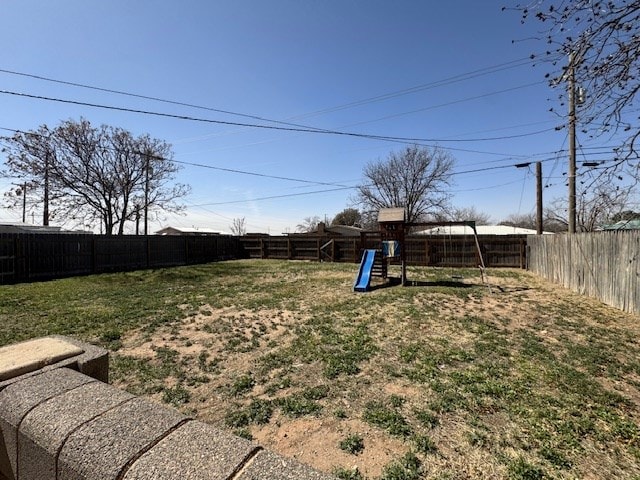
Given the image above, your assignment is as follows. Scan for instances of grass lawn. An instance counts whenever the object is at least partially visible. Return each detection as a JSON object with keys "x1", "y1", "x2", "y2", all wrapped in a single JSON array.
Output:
[{"x1": 1, "y1": 259, "x2": 640, "y2": 479}]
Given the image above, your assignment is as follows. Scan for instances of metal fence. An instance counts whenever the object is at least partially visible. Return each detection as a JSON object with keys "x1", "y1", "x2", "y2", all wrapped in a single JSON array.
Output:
[
  {"x1": 527, "y1": 231, "x2": 640, "y2": 315},
  {"x1": 0, "y1": 233, "x2": 241, "y2": 284}
]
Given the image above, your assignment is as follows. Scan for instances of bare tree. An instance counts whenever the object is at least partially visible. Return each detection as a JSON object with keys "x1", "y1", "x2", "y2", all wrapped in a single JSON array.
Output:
[
  {"x1": 296, "y1": 215, "x2": 322, "y2": 233},
  {"x1": 2, "y1": 118, "x2": 189, "y2": 234},
  {"x1": 611, "y1": 210, "x2": 640, "y2": 222},
  {"x1": 511, "y1": 1, "x2": 640, "y2": 175},
  {"x1": 1, "y1": 125, "x2": 58, "y2": 225},
  {"x1": 546, "y1": 179, "x2": 634, "y2": 231},
  {"x1": 499, "y1": 213, "x2": 537, "y2": 230},
  {"x1": 230, "y1": 217, "x2": 247, "y2": 236},
  {"x1": 355, "y1": 145, "x2": 454, "y2": 223},
  {"x1": 331, "y1": 208, "x2": 362, "y2": 227},
  {"x1": 435, "y1": 206, "x2": 492, "y2": 224},
  {"x1": 499, "y1": 212, "x2": 567, "y2": 232}
]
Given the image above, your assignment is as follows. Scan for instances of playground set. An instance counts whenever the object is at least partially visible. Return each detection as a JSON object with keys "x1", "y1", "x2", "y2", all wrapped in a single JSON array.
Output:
[{"x1": 353, "y1": 207, "x2": 488, "y2": 292}]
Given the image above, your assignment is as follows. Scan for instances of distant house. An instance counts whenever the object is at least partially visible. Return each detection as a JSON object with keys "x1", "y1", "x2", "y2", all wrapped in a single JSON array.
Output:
[
  {"x1": 291, "y1": 222, "x2": 363, "y2": 237},
  {"x1": 601, "y1": 219, "x2": 640, "y2": 231},
  {"x1": 0, "y1": 223, "x2": 91, "y2": 234},
  {"x1": 415, "y1": 225, "x2": 554, "y2": 236},
  {"x1": 155, "y1": 226, "x2": 222, "y2": 236}
]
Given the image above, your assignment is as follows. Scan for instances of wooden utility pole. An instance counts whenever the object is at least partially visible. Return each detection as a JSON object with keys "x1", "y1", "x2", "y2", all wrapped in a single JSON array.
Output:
[
  {"x1": 144, "y1": 152, "x2": 150, "y2": 236},
  {"x1": 21, "y1": 182, "x2": 27, "y2": 223},
  {"x1": 568, "y1": 51, "x2": 577, "y2": 234},
  {"x1": 135, "y1": 205, "x2": 141, "y2": 235},
  {"x1": 43, "y1": 151, "x2": 49, "y2": 226},
  {"x1": 536, "y1": 161, "x2": 543, "y2": 234}
]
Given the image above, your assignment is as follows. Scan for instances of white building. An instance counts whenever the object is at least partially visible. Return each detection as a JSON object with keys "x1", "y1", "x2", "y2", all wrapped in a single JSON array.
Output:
[{"x1": 415, "y1": 225, "x2": 554, "y2": 235}]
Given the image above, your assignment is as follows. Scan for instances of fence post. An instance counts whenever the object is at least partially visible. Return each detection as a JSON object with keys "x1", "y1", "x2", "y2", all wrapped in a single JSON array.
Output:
[
  {"x1": 91, "y1": 236, "x2": 97, "y2": 273},
  {"x1": 14, "y1": 235, "x2": 22, "y2": 282},
  {"x1": 424, "y1": 239, "x2": 429, "y2": 266},
  {"x1": 146, "y1": 236, "x2": 151, "y2": 268}
]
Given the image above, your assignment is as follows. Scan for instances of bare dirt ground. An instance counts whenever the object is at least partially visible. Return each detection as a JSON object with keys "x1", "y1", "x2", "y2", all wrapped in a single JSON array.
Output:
[{"x1": 110, "y1": 262, "x2": 640, "y2": 479}]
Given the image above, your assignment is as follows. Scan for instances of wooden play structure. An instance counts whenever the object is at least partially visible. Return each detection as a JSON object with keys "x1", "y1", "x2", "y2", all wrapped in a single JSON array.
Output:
[{"x1": 353, "y1": 207, "x2": 489, "y2": 291}]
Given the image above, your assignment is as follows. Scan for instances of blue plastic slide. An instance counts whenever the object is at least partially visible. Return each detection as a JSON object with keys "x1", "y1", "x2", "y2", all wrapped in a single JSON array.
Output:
[{"x1": 353, "y1": 249, "x2": 377, "y2": 292}]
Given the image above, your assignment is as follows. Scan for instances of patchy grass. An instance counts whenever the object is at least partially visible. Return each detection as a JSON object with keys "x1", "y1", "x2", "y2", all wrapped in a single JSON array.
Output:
[
  {"x1": 2, "y1": 259, "x2": 640, "y2": 479},
  {"x1": 363, "y1": 400, "x2": 412, "y2": 438},
  {"x1": 339, "y1": 433, "x2": 365, "y2": 455}
]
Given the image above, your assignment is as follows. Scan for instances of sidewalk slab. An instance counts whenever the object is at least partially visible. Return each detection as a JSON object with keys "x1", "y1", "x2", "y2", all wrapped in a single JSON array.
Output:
[
  {"x1": 58, "y1": 397, "x2": 187, "y2": 480},
  {"x1": 123, "y1": 421, "x2": 256, "y2": 480},
  {"x1": 0, "y1": 368, "x2": 96, "y2": 480},
  {"x1": 19, "y1": 381, "x2": 134, "y2": 480}
]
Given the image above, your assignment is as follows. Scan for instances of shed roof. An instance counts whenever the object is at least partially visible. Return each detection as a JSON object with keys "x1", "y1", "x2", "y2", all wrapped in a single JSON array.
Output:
[
  {"x1": 601, "y1": 219, "x2": 640, "y2": 230},
  {"x1": 0, "y1": 223, "x2": 89, "y2": 234},
  {"x1": 377, "y1": 208, "x2": 405, "y2": 223},
  {"x1": 155, "y1": 226, "x2": 222, "y2": 236}
]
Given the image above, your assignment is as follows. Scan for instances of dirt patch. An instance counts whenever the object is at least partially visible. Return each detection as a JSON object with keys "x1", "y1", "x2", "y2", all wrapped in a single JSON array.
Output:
[
  {"x1": 110, "y1": 263, "x2": 640, "y2": 479},
  {"x1": 252, "y1": 416, "x2": 406, "y2": 478}
]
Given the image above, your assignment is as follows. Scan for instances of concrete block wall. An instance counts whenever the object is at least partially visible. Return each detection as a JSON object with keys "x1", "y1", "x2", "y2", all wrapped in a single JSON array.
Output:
[{"x1": 0, "y1": 339, "x2": 334, "y2": 480}]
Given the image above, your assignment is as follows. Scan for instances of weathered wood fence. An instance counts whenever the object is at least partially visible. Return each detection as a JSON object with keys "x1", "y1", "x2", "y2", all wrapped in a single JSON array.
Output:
[
  {"x1": 0, "y1": 232, "x2": 529, "y2": 285},
  {"x1": 527, "y1": 231, "x2": 640, "y2": 315},
  {"x1": 0, "y1": 233, "x2": 241, "y2": 284},
  {"x1": 239, "y1": 234, "x2": 528, "y2": 268}
]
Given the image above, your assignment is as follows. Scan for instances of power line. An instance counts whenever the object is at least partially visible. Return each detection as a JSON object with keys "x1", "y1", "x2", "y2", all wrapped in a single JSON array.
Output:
[
  {"x1": 0, "y1": 126, "x2": 349, "y2": 188},
  {"x1": 0, "y1": 57, "x2": 535, "y2": 134},
  {"x1": 2, "y1": 125, "x2": 624, "y2": 183},
  {"x1": 3, "y1": 124, "x2": 631, "y2": 211},
  {"x1": 292, "y1": 57, "x2": 536, "y2": 119},
  {"x1": 1, "y1": 124, "x2": 612, "y2": 196},
  {"x1": 0, "y1": 88, "x2": 560, "y2": 145},
  {"x1": 192, "y1": 156, "x2": 575, "y2": 207},
  {"x1": 343, "y1": 81, "x2": 547, "y2": 128},
  {"x1": 189, "y1": 186, "x2": 355, "y2": 207},
  {"x1": 0, "y1": 68, "x2": 328, "y2": 134},
  {"x1": 170, "y1": 158, "x2": 350, "y2": 187}
]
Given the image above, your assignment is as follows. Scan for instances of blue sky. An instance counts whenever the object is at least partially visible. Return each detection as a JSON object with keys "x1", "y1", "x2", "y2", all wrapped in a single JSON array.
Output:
[{"x1": 0, "y1": 1, "x2": 606, "y2": 233}]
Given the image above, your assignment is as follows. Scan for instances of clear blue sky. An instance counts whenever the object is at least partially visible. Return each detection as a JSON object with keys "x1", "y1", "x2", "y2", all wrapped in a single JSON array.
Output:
[{"x1": 0, "y1": 1, "x2": 605, "y2": 233}]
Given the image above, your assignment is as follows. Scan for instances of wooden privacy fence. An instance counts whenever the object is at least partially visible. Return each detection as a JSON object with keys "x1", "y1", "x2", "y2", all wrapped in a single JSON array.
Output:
[
  {"x1": 527, "y1": 231, "x2": 640, "y2": 315},
  {"x1": 239, "y1": 234, "x2": 527, "y2": 268},
  {"x1": 0, "y1": 232, "x2": 528, "y2": 285},
  {"x1": 0, "y1": 233, "x2": 241, "y2": 284}
]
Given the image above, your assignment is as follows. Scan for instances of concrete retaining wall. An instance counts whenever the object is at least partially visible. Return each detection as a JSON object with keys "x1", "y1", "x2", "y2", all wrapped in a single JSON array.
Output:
[{"x1": 0, "y1": 337, "x2": 333, "y2": 480}]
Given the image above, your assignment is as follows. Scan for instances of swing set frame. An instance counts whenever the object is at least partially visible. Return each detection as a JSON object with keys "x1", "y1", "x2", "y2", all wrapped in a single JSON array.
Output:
[{"x1": 377, "y1": 208, "x2": 489, "y2": 289}]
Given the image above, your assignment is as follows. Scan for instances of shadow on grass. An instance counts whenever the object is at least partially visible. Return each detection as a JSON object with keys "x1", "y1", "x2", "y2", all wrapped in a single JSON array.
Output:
[
  {"x1": 406, "y1": 280, "x2": 474, "y2": 288},
  {"x1": 368, "y1": 278, "x2": 478, "y2": 290},
  {"x1": 362, "y1": 277, "x2": 531, "y2": 292},
  {"x1": 367, "y1": 277, "x2": 402, "y2": 291}
]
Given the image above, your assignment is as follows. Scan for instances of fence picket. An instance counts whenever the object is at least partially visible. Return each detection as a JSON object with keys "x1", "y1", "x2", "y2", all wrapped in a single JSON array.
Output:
[{"x1": 528, "y1": 231, "x2": 640, "y2": 315}]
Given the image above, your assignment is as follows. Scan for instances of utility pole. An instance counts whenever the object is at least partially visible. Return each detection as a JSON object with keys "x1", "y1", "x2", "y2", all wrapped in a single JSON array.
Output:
[
  {"x1": 144, "y1": 152, "x2": 150, "y2": 236},
  {"x1": 135, "y1": 204, "x2": 141, "y2": 235},
  {"x1": 43, "y1": 150, "x2": 49, "y2": 226},
  {"x1": 568, "y1": 51, "x2": 577, "y2": 234},
  {"x1": 536, "y1": 161, "x2": 543, "y2": 234},
  {"x1": 21, "y1": 182, "x2": 27, "y2": 223}
]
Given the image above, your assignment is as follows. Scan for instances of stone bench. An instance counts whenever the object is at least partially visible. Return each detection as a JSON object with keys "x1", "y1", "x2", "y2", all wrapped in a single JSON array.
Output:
[{"x1": 0, "y1": 337, "x2": 333, "y2": 480}]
